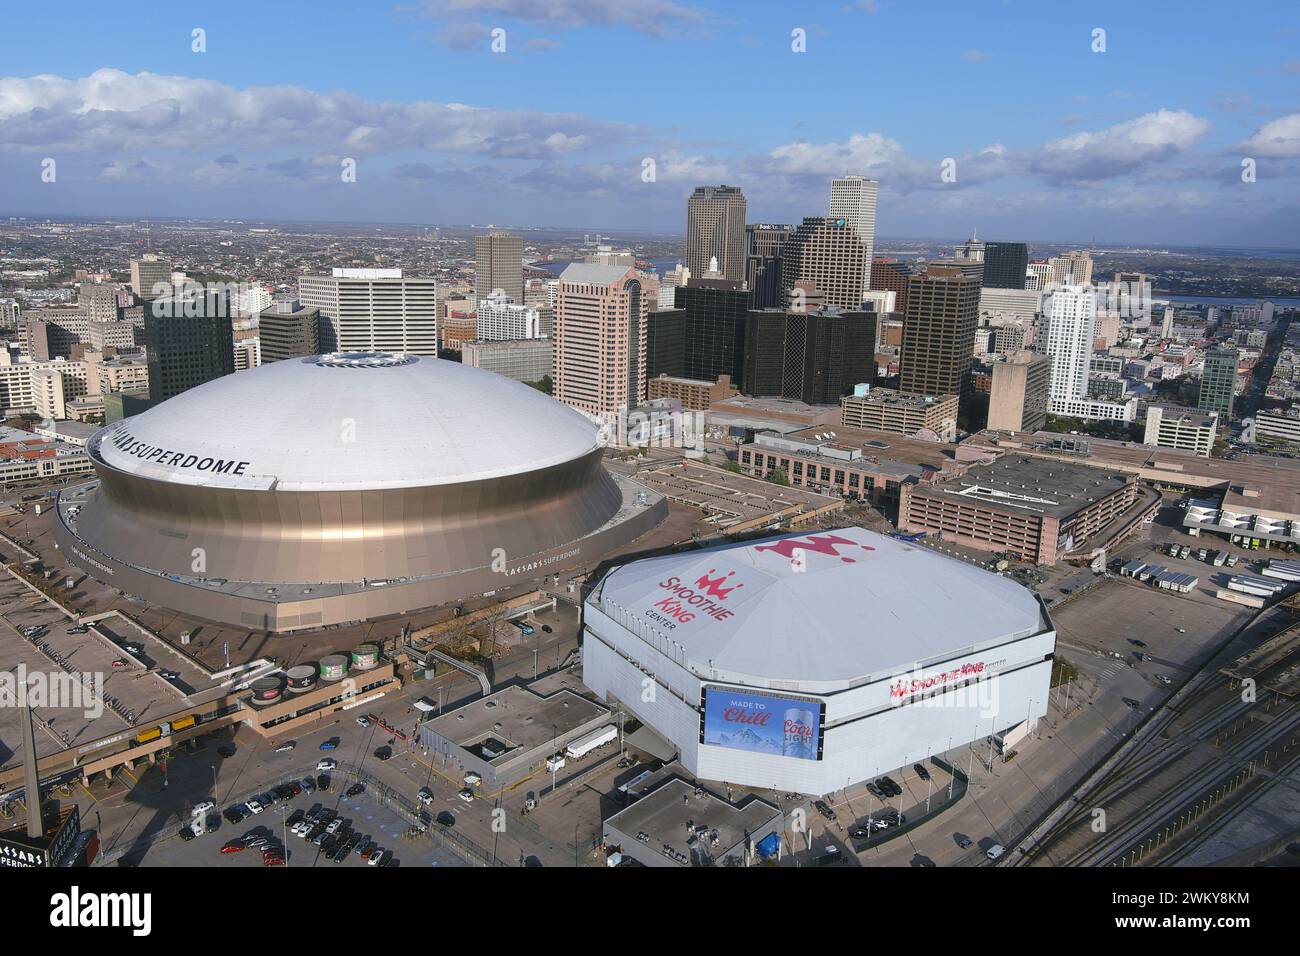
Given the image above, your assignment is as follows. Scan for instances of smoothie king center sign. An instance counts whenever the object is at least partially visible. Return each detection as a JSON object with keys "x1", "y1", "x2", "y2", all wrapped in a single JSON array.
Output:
[
  {"x1": 700, "y1": 687, "x2": 824, "y2": 761},
  {"x1": 643, "y1": 566, "x2": 750, "y2": 632}
]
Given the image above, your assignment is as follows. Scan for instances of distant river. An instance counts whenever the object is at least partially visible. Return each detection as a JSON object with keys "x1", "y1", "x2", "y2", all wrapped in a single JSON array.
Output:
[
  {"x1": 532, "y1": 258, "x2": 682, "y2": 276},
  {"x1": 1159, "y1": 293, "x2": 1300, "y2": 307}
]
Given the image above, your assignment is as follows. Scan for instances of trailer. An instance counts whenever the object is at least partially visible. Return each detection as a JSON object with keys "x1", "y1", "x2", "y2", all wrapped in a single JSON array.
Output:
[
  {"x1": 564, "y1": 724, "x2": 618, "y2": 760},
  {"x1": 1226, "y1": 574, "x2": 1286, "y2": 598},
  {"x1": 1262, "y1": 560, "x2": 1300, "y2": 583},
  {"x1": 1215, "y1": 588, "x2": 1266, "y2": 609}
]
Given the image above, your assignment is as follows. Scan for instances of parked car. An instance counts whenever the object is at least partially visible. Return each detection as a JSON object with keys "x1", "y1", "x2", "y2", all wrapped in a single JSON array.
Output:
[
  {"x1": 320, "y1": 738, "x2": 340, "y2": 750},
  {"x1": 1156, "y1": 675, "x2": 1173, "y2": 685},
  {"x1": 301, "y1": 777, "x2": 315, "y2": 794},
  {"x1": 220, "y1": 839, "x2": 245, "y2": 853},
  {"x1": 541, "y1": 624, "x2": 553, "y2": 633},
  {"x1": 316, "y1": 758, "x2": 337, "y2": 771},
  {"x1": 957, "y1": 836, "x2": 974, "y2": 850},
  {"x1": 178, "y1": 826, "x2": 196, "y2": 842},
  {"x1": 275, "y1": 741, "x2": 296, "y2": 753},
  {"x1": 812, "y1": 799, "x2": 836, "y2": 821},
  {"x1": 458, "y1": 789, "x2": 475, "y2": 803},
  {"x1": 417, "y1": 787, "x2": 435, "y2": 807},
  {"x1": 222, "y1": 806, "x2": 246, "y2": 825},
  {"x1": 111, "y1": 658, "x2": 130, "y2": 669},
  {"x1": 1129, "y1": 639, "x2": 1148, "y2": 648},
  {"x1": 159, "y1": 670, "x2": 180, "y2": 680},
  {"x1": 245, "y1": 799, "x2": 265, "y2": 815},
  {"x1": 369, "y1": 849, "x2": 388, "y2": 866},
  {"x1": 346, "y1": 783, "x2": 365, "y2": 798},
  {"x1": 986, "y1": 844, "x2": 1006, "y2": 861},
  {"x1": 373, "y1": 746, "x2": 393, "y2": 761},
  {"x1": 317, "y1": 773, "x2": 332, "y2": 792},
  {"x1": 913, "y1": 763, "x2": 930, "y2": 782},
  {"x1": 191, "y1": 800, "x2": 215, "y2": 816}
]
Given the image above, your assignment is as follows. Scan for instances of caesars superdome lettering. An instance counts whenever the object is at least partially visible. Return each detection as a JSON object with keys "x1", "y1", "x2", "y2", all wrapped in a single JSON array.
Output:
[{"x1": 107, "y1": 430, "x2": 251, "y2": 477}]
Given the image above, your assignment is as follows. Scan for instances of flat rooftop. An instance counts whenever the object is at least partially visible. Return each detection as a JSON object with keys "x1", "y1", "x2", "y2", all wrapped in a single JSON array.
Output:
[
  {"x1": 785, "y1": 424, "x2": 959, "y2": 471},
  {"x1": 916, "y1": 453, "x2": 1133, "y2": 519},
  {"x1": 968, "y1": 430, "x2": 1300, "y2": 519},
  {"x1": 630, "y1": 460, "x2": 836, "y2": 527},
  {"x1": 604, "y1": 777, "x2": 781, "y2": 867},
  {"x1": 422, "y1": 686, "x2": 608, "y2": 753}
]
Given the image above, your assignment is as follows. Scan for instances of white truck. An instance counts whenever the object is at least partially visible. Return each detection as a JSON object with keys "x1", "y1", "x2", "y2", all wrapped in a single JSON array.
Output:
[{"x1": 564, "y1": 724, "x2": 618, "y2": 760}]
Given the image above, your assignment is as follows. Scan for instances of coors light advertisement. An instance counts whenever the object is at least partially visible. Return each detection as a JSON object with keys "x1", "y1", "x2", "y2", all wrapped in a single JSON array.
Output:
[{"x1": 701, "y1": 687, "x2": 822, "y2": 761}]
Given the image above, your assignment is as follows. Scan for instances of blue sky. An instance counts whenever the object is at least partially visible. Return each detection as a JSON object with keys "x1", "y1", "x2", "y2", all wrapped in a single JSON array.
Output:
[{"x1": 3, "y1": 0, "x2": 1300, "y2": 246}]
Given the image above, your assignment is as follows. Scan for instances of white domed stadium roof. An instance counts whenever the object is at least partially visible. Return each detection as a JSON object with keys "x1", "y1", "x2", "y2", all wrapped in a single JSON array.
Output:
[
  {"x1": 595, "y1": 527, "x2": 1047, "y2": 690},
  {"x1": 94, "y1": 352, "x2": 600, "y2": 491}
]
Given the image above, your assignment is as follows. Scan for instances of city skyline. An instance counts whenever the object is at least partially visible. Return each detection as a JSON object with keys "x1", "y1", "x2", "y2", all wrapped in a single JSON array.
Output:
[{"x1": 2, "y1": 1, "x2": 1300, "y2": 246}]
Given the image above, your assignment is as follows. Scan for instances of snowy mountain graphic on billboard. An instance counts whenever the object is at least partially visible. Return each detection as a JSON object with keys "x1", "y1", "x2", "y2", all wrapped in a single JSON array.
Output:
[{"x1": 707, "y1": 725, "x2": 783, "y2": 755}]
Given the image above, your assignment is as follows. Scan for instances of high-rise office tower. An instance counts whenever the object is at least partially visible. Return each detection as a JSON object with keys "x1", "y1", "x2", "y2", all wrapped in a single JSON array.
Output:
[
  {"x1": 675, "y1": 284, "x2": 752, "y2": 390},
  {"x1": 1198, "y1": 347, "x2": 1238, "y2": 418},
  {"x1": 80, "y1": 284, "x2": 120, "y2": 322},
  {"x1": 476, "y1": 292, "x2": 543, "y2": 340},
  {"x1": 742, "y1": 307, "x2": 877, "y2": 405},
  {"x1": 1041, "y1": 284, "x2": 1097, "y2": 401},
  {"x1": 658, "y1": 262, "x2": 691, "y2": 310},
  {"x1": 130, "y1": 255, "x2": 173, "y2": 299},
  {"x1": 1048, "y1": 251, "x2": 1094, "y2": 287},
  {"x1": 780, "y1": 217, "x2": 868, "y2": 310},
  {"x1": 685, "y1": 185, "x2": 747, "y2": 284},
  {"x1": 745, "y1": 224, "x2": 794, "y2": 310},
  {"x1": 646, "y1": 308, "x2": 686, "y2": 379},
  {"x1": 474, "y1": 230, "x2": 524, "y2": 304},
  {"x1": 953, "y1": 228, "x2": 985, "y2": 263},
  {"x1": 554, "y1": 263, "x2": 649, "y2": 415},
  {"x1": 144, "y1": 287, "x2": 236, "y2": 403},
  {"x1": 987, "y1": 350, "x2": 1053, "y2": 432},
  {"x1": 829, "y1": 176, "x2": 878, "y2": 290},
  {"x1": 258, "y1": 299, "x2": 321, "y2": 363},
  {"x1": 1026, "y1": 260, "x2": 1052, "y2": 292},
  {"x1": 982, "y1": 242, "x2": 1030, "y2": 290},
  {"x1": 298, "y1": 268, "x2": 438, "y2": 355},
  {"x1": 898, "y1": 266, "x2": 981, "y2": 402},
  {"x1": 870, "y1": 259, "x2": 912, "y2": 315}
]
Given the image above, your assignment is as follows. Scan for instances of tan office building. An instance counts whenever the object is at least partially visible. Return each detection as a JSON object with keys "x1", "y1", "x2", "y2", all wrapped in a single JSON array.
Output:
[
  {"x1": 987, "y1": 351, "x2": 1052, "y2": 433},
  {"x1": 555, "y1": 263, "x2": 649, "y2": 415},
  {"x1": 839, "y1": 387, "x2": 958, "y2": 441}
]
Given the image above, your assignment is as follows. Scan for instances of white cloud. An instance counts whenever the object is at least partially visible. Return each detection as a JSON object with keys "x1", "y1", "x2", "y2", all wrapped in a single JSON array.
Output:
[
  {"x1": 1239, "y1": 113, "x2": 1300, "y2": 157},
  {"x1": 961, "y1": 50, "x2": 992, "y2": 63},
  {"x1": 0, "y1": 68, "x2": 633, "y2": 158},
  {"x1": 1031, "y1": 109, "x2": 1211, "y2": 182}
]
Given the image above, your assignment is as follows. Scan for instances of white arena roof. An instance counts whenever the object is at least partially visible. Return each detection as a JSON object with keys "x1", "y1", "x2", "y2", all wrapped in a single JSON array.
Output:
[
  {"x1": 93, "y1": 352, "x2": 601, "y2": 491},
  {"x1": 594, "y1": 527, "x2": 1047, "y2": 689}
]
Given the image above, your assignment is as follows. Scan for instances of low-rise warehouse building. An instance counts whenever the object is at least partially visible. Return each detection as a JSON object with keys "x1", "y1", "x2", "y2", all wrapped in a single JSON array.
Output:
[
  {"x1": 899, "y1": 453, "x2": 1140, "y2": 565},
  {"x1": 603, "y1": 776, "x2": 783, "y2": 867},
  {"x1": 415, "y1": 685, "x2": 612, "y2": 790}
]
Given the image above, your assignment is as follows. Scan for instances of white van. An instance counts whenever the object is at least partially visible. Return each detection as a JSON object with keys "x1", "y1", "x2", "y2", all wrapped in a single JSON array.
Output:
[{"x1": 986, "y1": 844, "x2": 1005, "y2": 861}]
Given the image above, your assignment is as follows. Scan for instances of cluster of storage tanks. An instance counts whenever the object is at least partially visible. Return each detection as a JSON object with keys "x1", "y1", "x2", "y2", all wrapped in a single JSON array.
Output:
[{"x1": 248, "y1": 644, "x2": 381, "y2": 706}]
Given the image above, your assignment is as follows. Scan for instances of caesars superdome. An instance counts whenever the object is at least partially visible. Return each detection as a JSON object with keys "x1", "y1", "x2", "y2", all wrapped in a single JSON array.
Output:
[{"x1": 55, "y1": 352, "x2": 667, "y2": 632}]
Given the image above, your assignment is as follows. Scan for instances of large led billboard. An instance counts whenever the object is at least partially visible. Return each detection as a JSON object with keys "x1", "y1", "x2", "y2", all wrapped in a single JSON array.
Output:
[{"x1": 700, "y1": 686, "x2": 824, "y2": 761}]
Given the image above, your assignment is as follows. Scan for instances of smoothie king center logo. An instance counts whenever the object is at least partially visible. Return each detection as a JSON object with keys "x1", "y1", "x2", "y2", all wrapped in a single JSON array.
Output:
[
  {"x1": 651, "y1": 568, "x2": 745, "y2": 625},
  {"x1": 753, "y1": 533, "x2": 876, "y2": 567}
]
